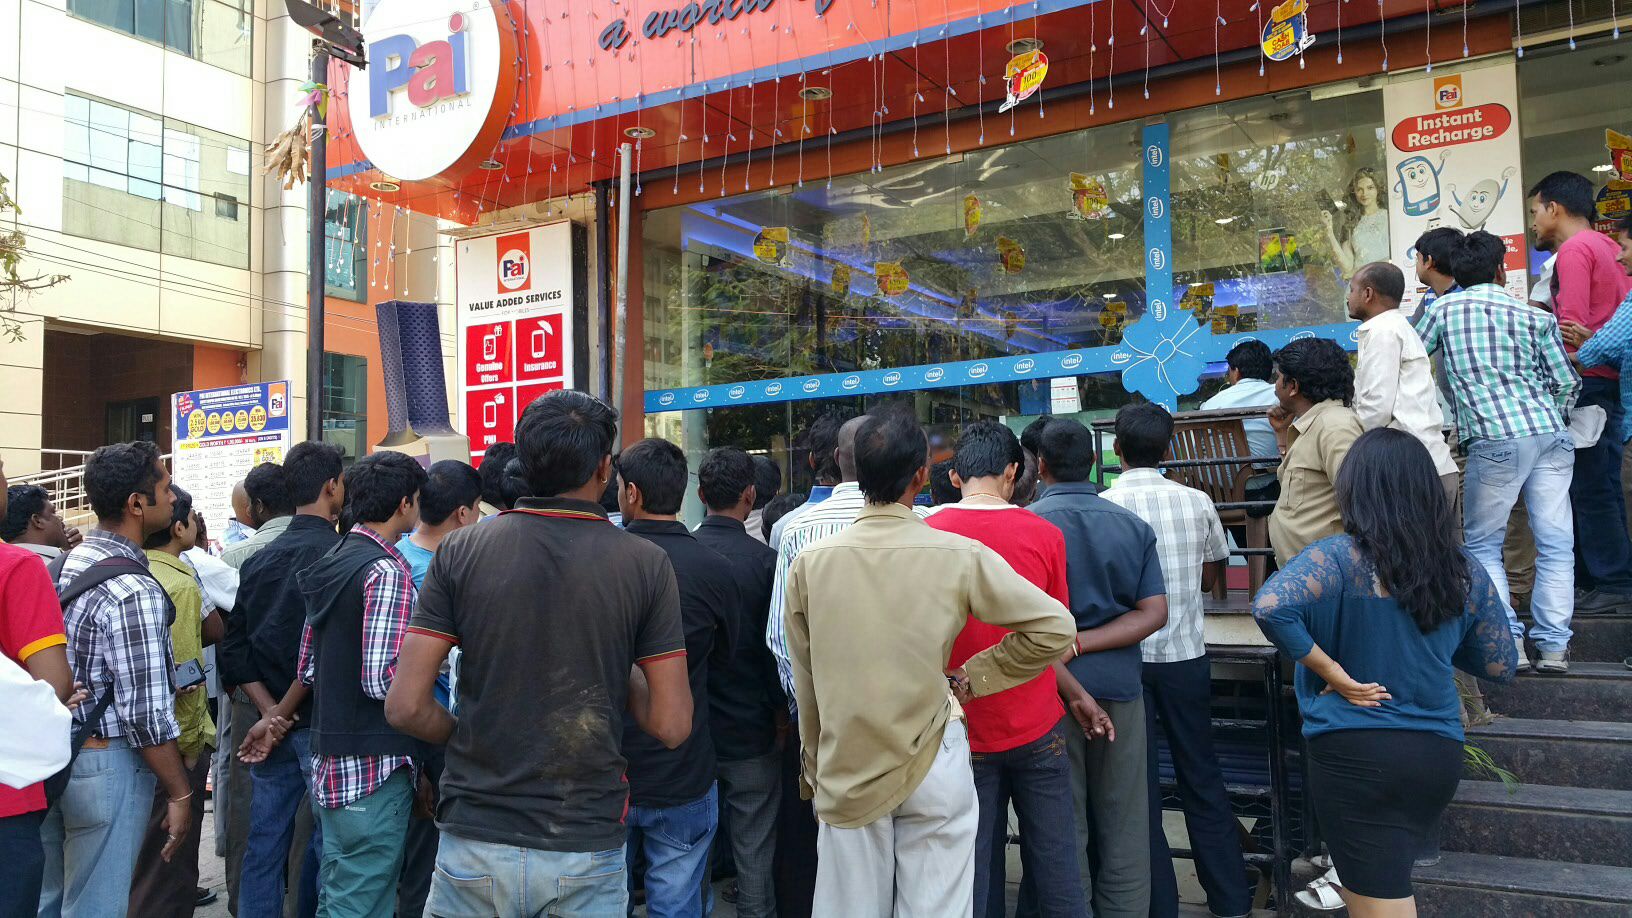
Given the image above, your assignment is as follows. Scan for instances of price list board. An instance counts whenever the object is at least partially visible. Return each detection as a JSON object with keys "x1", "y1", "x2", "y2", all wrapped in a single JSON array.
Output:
[{"x1": 172, "y1": 381, "x2": 293, "y2": 544}]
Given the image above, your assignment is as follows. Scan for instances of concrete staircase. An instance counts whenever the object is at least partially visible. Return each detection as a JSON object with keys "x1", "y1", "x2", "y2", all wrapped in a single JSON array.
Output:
[{"x1": 1411, "y1": 612, "x2": 1632, "y2": 916}]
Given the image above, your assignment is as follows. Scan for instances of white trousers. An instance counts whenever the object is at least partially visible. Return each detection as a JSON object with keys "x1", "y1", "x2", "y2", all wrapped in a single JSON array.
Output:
[{"x1": 813, "y1": 719, "x2": 978, "y2": 918}]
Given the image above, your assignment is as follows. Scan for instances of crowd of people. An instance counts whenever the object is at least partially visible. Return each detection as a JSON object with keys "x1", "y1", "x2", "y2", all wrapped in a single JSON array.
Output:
[{"x1": 0, "y1": 170, "x2": 1627, "y2": 918}]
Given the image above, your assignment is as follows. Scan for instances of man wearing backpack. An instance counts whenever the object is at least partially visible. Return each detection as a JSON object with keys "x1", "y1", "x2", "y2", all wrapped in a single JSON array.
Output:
[
  {"x1": 0, "y1": 457, "x2": 75, "y2": 918},
  {"x1": 39, "y1": 441, "x2": 195, "y2": 918}
]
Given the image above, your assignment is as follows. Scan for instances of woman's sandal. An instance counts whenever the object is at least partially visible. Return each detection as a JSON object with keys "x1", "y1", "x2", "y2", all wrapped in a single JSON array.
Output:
[{"x1": 1293, "y1": 866, "x2": 1345, "y2": 911}]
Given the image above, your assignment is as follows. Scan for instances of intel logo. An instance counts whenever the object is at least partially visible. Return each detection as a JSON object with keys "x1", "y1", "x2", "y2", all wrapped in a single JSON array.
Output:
[
  {"x1": 842, "y1": 375, "x2": 861, "y2": 390},
  {"x1": 969, "y1": 363, "x2": 989, "y2": 379},
  {"x1": 728, "y1": 385, "x2": 746, "y2": 400},
  {"x1": 883, "y1": 371, "x2": 902, "y2": 386},
  {"x1": 925, "y1": 367, "x2": 946, "y2": 383},
  {"x1": 1061, "y1": 354, "x2": 1083, "y2": 370},
  {"x1": 1291, "y1": 330, "x2": 1315, "y2": 341},
  {"x1": 803, "y1": 379, "x2": 821, "y2": 393},
  {"x1": 658, "y1": 392, "x2": 676, "y2": 406},
  {"x1": 765, "y1": 382, "x2": 784, "y2": 397},
  {"x1": 1111, "y1": 350, "x2": 1132, "y2": 365},
  {"x1": 1014, "y1": 358, "x2": 1036, "y2": 374},
  {"x1": 693, "y1": 390, "x2": 711, "y2": 403}
]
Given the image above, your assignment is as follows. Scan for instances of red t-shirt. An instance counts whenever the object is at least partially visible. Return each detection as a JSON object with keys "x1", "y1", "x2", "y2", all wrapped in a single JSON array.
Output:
[
  {"x1": 1553, "y1": 229, "x2": 1632, "y2": 381},
  {"x1": 928, "y1": 505, "x2": 1069, "y2": 753},
  {"x1": 0, "y1": 543, "x2": 68, "y2": 817}
]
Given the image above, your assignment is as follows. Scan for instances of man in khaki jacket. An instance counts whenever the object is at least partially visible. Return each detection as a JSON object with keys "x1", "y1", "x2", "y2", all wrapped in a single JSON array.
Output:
[{"x1": 784, "y1": 409, "x2": 1076, "y2": 917}]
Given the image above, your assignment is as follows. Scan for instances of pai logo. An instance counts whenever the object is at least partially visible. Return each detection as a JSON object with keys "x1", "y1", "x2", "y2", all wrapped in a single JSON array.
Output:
[
  {"x1": 1434, "y1": 75, "x2": 1463, "y2": 110},
  {"x1": 497, "y1": 232, "x2": 530, "y2": 293},
  {"x1": 370, "y1": 13, "x2": 473, "y2": 119}
]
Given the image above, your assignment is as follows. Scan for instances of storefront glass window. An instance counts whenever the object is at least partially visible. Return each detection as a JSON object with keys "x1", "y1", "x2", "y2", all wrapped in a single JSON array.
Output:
[
  {"x1": 69, "y1": 0, "x2": 251, "y2": 76},
  {"x1": 322, "y1": 353, "x2": 369, "y2": 465},
  {"x1": 324, "y1": 190, "x2": 369, "y2": 300}
]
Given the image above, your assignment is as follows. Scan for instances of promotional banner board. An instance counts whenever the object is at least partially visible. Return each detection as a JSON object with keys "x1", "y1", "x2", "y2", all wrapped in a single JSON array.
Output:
[{"x1": 172, "y1": 381, "x2": 293, "y2": 542}]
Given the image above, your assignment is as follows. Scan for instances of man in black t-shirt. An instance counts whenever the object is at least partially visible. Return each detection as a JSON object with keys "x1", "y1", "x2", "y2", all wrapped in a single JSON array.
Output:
[
  {"x1": 386, "y1": 391, "x2": 692, "y2": 918},
  {"x1": 618, "y1": 438, "x2": 741, "y2": 918}
]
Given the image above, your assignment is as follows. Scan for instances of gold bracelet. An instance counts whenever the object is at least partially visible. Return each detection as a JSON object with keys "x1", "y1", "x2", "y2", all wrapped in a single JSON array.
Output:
[{"x1": 169, "y1": 792, "x2": 194, "y2": 804}]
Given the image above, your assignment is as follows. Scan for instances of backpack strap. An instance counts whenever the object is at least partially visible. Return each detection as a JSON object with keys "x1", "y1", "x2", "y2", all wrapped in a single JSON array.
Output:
[{"x1": 58, "y1": 556, "x2": 160, "y2": 610}]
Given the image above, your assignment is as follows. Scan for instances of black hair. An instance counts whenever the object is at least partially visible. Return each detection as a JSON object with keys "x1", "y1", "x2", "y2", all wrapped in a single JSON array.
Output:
[
  {"x1": 514, "y1": 390, "x2": 619, "y2": 499},
  {"x1": 618, "y1": 438, "x2": 688, "y2": 516},
  {"x1": 1528, "y1": 170, "x2": 1598, "y2": 221},
  {"x1": 855, "y1": 410, "x2": 928, "y2": 504},
  {"x1": 243, "y1": 462, "x2": 293, "y2": 518},
  {"x1": 752, "y1": 455, "x2": 782, "y2": 510},
  {"x1": 1037, "y1": 418, "x2": 1097, "y2": 483},
  {"x1": 762, "y1": 491, "x2": 809, "y2": 541},
  {"x1": 1115, "y1": 403, "x2": 1174, "y2": 469},
  {"x1": 929, "y1": 459, "x2": 960, "y2": 506},
  {"x1": 1415, "y1": 227, "x2": 1464, "y2": 275},
  {"x1": 342, "y1": 451, "x2": 427, "y2": 525},
  {"x1": 418, "y1": 460, "x2": 482, "y2": 526},
  {"x1": 1225, "y1": 340, "x2": 1273, "y2": 382},
  {"x1": 803, "y1": 410, "x2": 856, "y2": 484},
  {"x1": 1020, "y1": 415, "x2": 1055, "y2": 456},
  {"x1": 954, "y1": 421, "x2": 1023, "y2": 482},
  {"x1": 2, "y1": 484, "x2": 49, "y2": 542},
  {"x1": 698, "y1": 446, "x2": 756, "y2": 512},
  {"x1": 599, "y1": 469, "x2": 621, "y2": 515},
  {"x1": 85, "y1": 440, "x2": 165, "y2": 522},
  {"x1": 143, "y1": 484, "x2": 194, "y2": 550},
  {"x1": 1450, "y1": 230, "x2": 1507, "y2": 289},
  {"x1": 1354, "y1": 261, "x2": 1406, "y2": 304},
  {"x1": 1013, "y1": 449, "x2": 1041, "y2": 507},
  {"x1": 283, "y1": 441, "x2": 344, "y2": 507},
  {"x1": 1273, "y1": 338, "x2": 1354, "y2": 406},
  {"x1": 1336, "y1": 428, "x2": 1471, "y2": 634},
  {"x1": 480, "y1": 442, "x2": 519, "y2": 509}
]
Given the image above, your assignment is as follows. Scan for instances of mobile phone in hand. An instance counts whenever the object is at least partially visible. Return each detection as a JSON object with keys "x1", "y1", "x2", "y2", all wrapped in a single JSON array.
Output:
[{"x1": 175, "y1": 659, "x2": 206, "y2": 691}]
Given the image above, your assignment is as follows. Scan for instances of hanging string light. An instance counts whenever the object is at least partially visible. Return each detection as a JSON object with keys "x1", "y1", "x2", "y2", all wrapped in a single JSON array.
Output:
[
  {"x1": 1252, "y1": 2, "x2": 1265, "y2": 76},
  {"x1": 1214, "y1": 0, "x2": 1224, "y2": 95},
  {"x1": 1337, "y1": 0, "x2": 1345, "y2": 64},
  {"x1": 1089, "y1": 3, "x2": 1097, "y2": 115},
  {"x1": 1032, "y1": 0, "x2": 1044, "y2": 120},
  {"x1": 1515, "y1": 0, "x2": 1525, "y2": 56},
  {"x1": 1141, "y1": 0, "x2": 1150, "y2": 100},
  {"x1": 1424, "y1": 0, "x2": 1433, "y2": 72},
  {"x1": 1378, "y1": 0, "x2": 1389, "y2": 71},
  {"x1": 942, "y1": 0, "x2": 953, "y2": 154},
  {"x1": 1107, "y1": 0, "x2": 1116, "y2": 110},
  {"x1": 977, "y1": 14, "x2": 987, "y2": 143}
]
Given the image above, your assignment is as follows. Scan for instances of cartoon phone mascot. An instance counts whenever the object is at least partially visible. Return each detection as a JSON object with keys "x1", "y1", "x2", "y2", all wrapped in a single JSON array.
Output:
[
  {"x1": 1448, "y1": 166, "x2": 1518, "y2": 232},
  {"x1": 1394, "y1": 152, "x2": 1449, "y2": 217}
]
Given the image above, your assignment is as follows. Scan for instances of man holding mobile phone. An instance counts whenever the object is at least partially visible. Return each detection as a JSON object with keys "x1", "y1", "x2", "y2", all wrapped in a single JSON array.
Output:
[{"x1": 131, "y1": 486, "x2": 224, "y2": 917}]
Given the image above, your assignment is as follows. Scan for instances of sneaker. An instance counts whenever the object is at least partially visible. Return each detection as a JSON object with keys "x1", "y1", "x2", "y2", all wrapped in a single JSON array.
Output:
[
  {"x1": 1576, "y1": 589, "x2": 1632, "y2": 615},
  {"x1": 196, "y1": 888, "x2": 218, "y2": 907},
  {"x1": 1514, "y1": 636, "x2": 1532, "y2": 672},
  {"x1": 1535, "y1": 648, "x2": 1569, "y2": 674}
]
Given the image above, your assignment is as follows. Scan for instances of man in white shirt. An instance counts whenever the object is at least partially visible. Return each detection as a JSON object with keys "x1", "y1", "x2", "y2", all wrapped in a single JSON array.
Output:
[
  {"x1": 1200, "y1": 340, "x2": 1280, "y2": 462},
  {"x1": 1349, "y1": 261, "x2": 1461, "y2": 507}
]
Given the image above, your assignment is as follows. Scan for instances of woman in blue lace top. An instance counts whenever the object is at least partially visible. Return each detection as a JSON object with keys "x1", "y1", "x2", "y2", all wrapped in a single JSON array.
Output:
[{"x1": 1253, "y1": 428, "x2": 1517, "y2": 917}]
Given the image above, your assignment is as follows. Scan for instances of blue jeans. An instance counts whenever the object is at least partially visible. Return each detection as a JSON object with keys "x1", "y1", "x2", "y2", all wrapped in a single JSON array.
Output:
[
  {"x1": 1571, "y1": 378, "x2": 1632, "y2": 593},
  {"x1": 972, "y1": 719, "x2": 1088, "y2": 918},
  {"x1": 626, "y1": 783, "x2": 719, "y2": 918},
  {"x1": 426, "y1": 831, "x2": 627, "y2": 917},
  {"x1": 241, "y1": 728, "x2": 321, "y2": 918},
  {"x1": 1464, "y1": 432, "x2": 1576, "y2": 652},
  {"x1": 37, "y1": 739, "x2": 155, "y2": 918}
]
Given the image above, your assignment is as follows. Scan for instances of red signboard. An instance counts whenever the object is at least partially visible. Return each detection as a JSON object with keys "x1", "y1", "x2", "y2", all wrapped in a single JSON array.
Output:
[
  {"x1": 514, "y1": 314, "x2": 564, "y2": 382},
  {"x1": 464, "y1": 387, "x2": 515, "y2": 452},
  {"x1": 1391, "y1": 103, "x2": 1513, "y2": 152},
  {"x1": 463, "y1": 321, "x2": 513, "y2": 386}
]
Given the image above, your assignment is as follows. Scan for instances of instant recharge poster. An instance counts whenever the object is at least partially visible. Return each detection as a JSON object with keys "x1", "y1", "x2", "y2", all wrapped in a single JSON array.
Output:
[{"x1": 1384, "y1": 63, "x2": 1529, "y2": 312}]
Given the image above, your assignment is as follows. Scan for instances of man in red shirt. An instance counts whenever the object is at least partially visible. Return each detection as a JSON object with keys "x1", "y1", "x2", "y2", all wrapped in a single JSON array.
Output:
[
  {"x1": 1530, "y1": 171, "x2": 1632, "y2": 615},
  {"x1": 927, "y1": 421, "x2": 1110, "y2": 918},
  {"x1": 0, "y1": 458, "x2": 74, "y2": 918}
]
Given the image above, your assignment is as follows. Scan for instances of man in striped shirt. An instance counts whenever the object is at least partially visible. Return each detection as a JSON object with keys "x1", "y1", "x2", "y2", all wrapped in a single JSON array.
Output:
[{"x1": 1419, "y1": 230, "x2": 1581, "y2": 673}]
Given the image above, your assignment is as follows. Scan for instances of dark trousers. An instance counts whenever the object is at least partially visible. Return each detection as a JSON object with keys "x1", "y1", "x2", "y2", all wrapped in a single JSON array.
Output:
[
  {"x1": 0, "y1": 810, "x2": 45, "y2": 918},
  {"x1": 1144, "y1": 658, "x2": 1252, "y2": 918},
  {"x1": 128, "y1": 748, "x2": 212, "y2": 918},
  {"x1": 1573, "y1": 378, "x2": 1632, "y2": 594},
  {"x1": 773, "y1": 716, "x2": 818, "y2": 918},
  {"x1": 973, "y1": 719, "x2": 1089, "y2": 918},
  {"x1": 718, "y1": 752, "x2": 780, "y2": 918},
  {"x1": 397, "y1": 747, "x2": 444, "y2": 918}
]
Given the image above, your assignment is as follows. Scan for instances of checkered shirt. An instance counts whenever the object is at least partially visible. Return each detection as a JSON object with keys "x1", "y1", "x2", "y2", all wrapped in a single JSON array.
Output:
[
  {"x1": 1417, "y1": 283, "x2": 1580, "y2": 444},
  {"x1": 298, "y1": 525, "x2": 416, "y2": 809},
  {"x1": 1101, "y1": 469, "x2": 1229, "y2": 664}
]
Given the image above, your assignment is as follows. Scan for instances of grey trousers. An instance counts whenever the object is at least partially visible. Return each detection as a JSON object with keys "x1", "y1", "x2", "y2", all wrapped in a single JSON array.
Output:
[
  {"x1": 718, "y1": 752, "x2": 781, "y2": 918},
  {"x1": 1065, "y1": 695, "x2": 1150, "y2": 918},
  {"x1": 814, "y1": 719, "x2": 978, "y2": 917},
  {"x1": 225, "y1": 694, "x2": 256, "y2": 915}
]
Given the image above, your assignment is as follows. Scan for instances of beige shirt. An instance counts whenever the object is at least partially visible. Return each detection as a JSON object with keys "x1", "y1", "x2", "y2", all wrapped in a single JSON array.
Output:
[
  {"x1": 1354, "y1": 309, "x2": 1457, "y2": 477},
  {"x1": 1269, "y1": 400, "x2": 1364, "y2": 567},
  {"x1": 784, "y1": 502, "x2": 1075, "y2": 828},
  {"x1": 221, "y1": 515, "x2": 294, "y2": 570}
]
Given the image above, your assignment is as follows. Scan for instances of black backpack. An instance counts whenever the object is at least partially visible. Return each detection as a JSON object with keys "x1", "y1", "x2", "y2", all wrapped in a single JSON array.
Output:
[{"x1": 42, "y1": 553, "x2": 172, "y2": 808}]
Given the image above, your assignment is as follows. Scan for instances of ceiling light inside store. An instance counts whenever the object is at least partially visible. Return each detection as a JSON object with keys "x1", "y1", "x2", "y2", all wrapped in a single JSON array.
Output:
[
  {"x1": 799, "y1": 86, "x2": 833, "y2": 101},
  {"x1": 624, "y1": 126, "x2": 656, "y2": 139},
  {"x1": 369, "y1": 180, "x2": 400, "y2": 192},
  {"x1": 1214, "y1": 216, "x2": 1239, "y2": 225},
  {"x1": 1006, "y1": 37, "x2": 1044, "y2": 55},
  {"x1": 1107, "y1": 232, "x2": 1126, "y2": 240},
  {"x1": 1594, "y1": 163, "x2": 1617, "y2": 173}
]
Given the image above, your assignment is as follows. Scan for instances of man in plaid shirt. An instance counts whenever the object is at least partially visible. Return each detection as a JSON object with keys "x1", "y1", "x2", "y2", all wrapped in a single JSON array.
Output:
[
  {"x1": 1418, "y1": 230, "x2": 1581, "y2": 674},
  {"x1": 40, "y1": 441, "x2": 196, "y2": 918},
  {"x1": 1102, "y1": 404, "x2": 1251, "y2": 918},
  {"x1": 285, "y1": 451, "x2": 426, "y2": 917}
]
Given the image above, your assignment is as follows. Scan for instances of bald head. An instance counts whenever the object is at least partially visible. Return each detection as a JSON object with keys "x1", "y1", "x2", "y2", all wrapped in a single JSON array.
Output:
[
  {"x1": 836, "y1": 415, "x2": 869, "y2": 482},
  {"x1": 231, "y1": 481, "x2": 253, "y2": 526}
]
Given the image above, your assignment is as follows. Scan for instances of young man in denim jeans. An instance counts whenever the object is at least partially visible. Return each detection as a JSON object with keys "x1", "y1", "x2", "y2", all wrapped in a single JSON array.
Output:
[
  {"x1": 386, "y1": 391, "x2": 693, "y2": 917},
  {"x1": 1419, "y1": 230, "x2": 1581, "y2": 673}
]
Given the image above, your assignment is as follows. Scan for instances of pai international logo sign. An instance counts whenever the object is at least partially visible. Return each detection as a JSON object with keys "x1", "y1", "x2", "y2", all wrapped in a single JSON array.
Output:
[{"x1": 350, "y1": 0, "x2": 518, "y2": 182}]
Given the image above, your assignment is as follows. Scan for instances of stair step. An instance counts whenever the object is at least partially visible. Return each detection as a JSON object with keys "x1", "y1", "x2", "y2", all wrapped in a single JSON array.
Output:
[
  {"x1": 1520, "y1": 612, "x2": 1631, "y2": 664},
  {"x1": 1481, "y1": 663, "x2": 1632, "y2": 722},
  {"x1": 1414, "y1": 852, "x2": 1632, "y2": 916},
  {"x1": 1464, "y1": 718, "x2": 1632, "y2": 790},
  {"x1": 1442, "y1": 781, "x2": 1632, "y2": 868}
]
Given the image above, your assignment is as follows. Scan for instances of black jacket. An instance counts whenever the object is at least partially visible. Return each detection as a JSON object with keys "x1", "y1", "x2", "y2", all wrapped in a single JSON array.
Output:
[{"x1": 692, "y1": 515, "x2": 784, "y2": 760}]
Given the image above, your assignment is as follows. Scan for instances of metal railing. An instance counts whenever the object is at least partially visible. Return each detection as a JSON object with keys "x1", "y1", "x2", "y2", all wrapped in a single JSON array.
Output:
[{"x1": 12, "y1": 449, "x2": 173, "y2": 528}]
